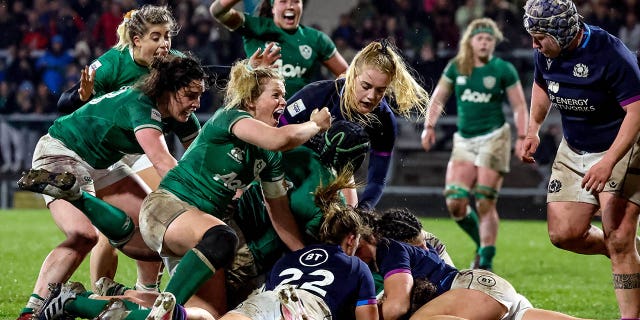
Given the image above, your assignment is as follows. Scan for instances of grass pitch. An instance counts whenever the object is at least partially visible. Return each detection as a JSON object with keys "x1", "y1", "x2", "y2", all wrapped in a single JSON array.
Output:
[{"x1": 1, "y1": 209, "x2": 619, "y2": 319}]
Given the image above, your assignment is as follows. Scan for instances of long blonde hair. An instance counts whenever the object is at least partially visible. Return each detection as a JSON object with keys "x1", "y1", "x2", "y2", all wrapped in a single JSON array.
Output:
[
  {"x1": 316, "y1": 169, "x2": 369, "y2": 244},
  {"x1": 224, "y1": 60, "x2": 283, "y2": 110},
  {"x1": 453, "y1": 18, "x2": 504, "y2": 76},
  {"x1": 114, "y1": 5, "x2": 179, "y2": 51},
  {"x1": 341, "y1": 40, "x2": 429, "y2": 122}
]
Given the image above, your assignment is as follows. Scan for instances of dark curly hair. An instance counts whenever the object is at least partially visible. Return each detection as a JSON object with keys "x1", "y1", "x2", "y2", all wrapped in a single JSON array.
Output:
[
  {"x1": 409, "y1": 278, "x2": 439, "y2": 314},
  {"x1": 378, "y1": 208, "x2": 423, "y2": 243},
  {"x1": 136, "y1": 53, "x2": 211, "y2": 100}
]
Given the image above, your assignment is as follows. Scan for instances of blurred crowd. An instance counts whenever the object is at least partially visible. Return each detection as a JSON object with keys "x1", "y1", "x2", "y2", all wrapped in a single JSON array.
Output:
[{"x1": 0, "y1": 0, "x2": 638, "y2": 172}]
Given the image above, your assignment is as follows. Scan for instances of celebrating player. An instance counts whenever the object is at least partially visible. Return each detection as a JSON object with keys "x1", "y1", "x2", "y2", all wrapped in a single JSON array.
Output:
[{"x1": 209, "y1": 0, "x2": 348, "y2": 99}]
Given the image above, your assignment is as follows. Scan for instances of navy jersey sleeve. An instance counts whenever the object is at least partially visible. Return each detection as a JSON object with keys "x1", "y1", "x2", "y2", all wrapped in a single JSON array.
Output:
[
  {"x1": 532, "y1": 51, "x2": 547, "y2": 90},
  {"x1": 57, "y1": 81, "x2": 87, "y2": 114},
  {"x1": 376, "y1": 240, "x2": 412, "y2": 279},
  {"x1": 280, "y1": 80, "x2": 338, "y2": 126},
  {"x1": 358, "y1": 102, "x2": 397, "y2": 209},
  {"x1": 604, "y1": 39, "x2": 640, "y2": 106}
]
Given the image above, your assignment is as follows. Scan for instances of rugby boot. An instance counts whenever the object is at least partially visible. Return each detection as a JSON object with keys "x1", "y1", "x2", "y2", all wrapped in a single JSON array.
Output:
[
  {"x1": 18, "y1": 169, "x2": 81, "y2": 200},
  {"x1": 145, "y1": 292, "x2": 176, "y2": 320},
  {"x1": 93, "y1": 298, "x2": 129, "y2": 320}
]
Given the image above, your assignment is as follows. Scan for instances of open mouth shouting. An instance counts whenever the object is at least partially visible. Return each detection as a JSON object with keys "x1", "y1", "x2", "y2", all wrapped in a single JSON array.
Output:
[
  {"x1": 281, "y1": 10, "x2": 298, "y2": 28},
  {"x1": 273, "y1": 107, "x2": 285, "y2": 125}
]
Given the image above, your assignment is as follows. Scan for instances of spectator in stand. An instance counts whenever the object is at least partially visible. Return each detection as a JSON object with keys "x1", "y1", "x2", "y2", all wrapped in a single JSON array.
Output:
[
  {"x1": 21, "y1": 10, "x2": 49, "y2": 50},
  {"x1": 584, "y1": 0, "x2": 620, "y2": 34},
  {"x1": 10, "y1": 0, "x2": 29, "y2": 37},
  {"x1": 432, "y1": 2, "x2": 460, "y2": 51},
  {"x1": 35, "y1": 35, "x2": 75, "y2": 95},
  {"x1": 0, "y1": 81, "x2": 35, "y2": 173},
  {"x1": 5, "y1": 46, "x2": 37, "y2": 91},
  {"x1": 0, "y1": 1, "x2": 22, "y2": 49},
  {"x1": 93, "y1": 1, "x2": 123, "y2": 51},
  {"x1": 455, "y1": 0, "x2": 484, "y2": 33},
  {"x1": 55, "y1": 2, "x2": 87, "y2": 50},
  {"x1": 70, "y1": 0, "x2": 101, "y2": 25},
  {"x1": 332, "y1": 13, "x2": 357, "y2": 49},
  {"x1": 619, "y1": 11, "x2": 640, "y2": 52}
]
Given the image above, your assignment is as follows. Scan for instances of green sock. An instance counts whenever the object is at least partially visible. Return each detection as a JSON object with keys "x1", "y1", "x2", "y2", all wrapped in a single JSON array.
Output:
[
  {"x1": 164, "y1": 249, "x2": 215, "y2": 304},
  {"x1": 124, "y1": 310, "x2": 150, "y2": 320},
  {"x1": 478, "y1": 245, "x2": 496, "y2": 269},
  {"x1": 455, "y1": 206, "x2": 481, "y2": 249},
  {"x1": 65, "y1": 295, "x2": 109, "y2": 319},
  {"x1": 65, "y1": 295, "x2": 141, "y2": 318},
  {"x1": 70, "y1": 191, "x2": 134, "y2": 244}
]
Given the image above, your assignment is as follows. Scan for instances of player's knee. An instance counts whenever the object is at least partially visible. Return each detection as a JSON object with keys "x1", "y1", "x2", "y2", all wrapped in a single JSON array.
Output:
[
  {"x1": 605, "y1": 229, "x2": 634, "y2": 256},
  {"x1": 473, "y1": 185, "x2": 498, "y2": 201},
  {"x1": 547, "y1": 228, "x2": 583, "y2": 250},
  {"x1": 194, "y1": 224, "x2": 239, "y2": 269},
  {"x1": 64, "y1": 228, "x2": 99, "y2": 252},
  {"x1": 444, "y1": 185, "x2": 469, "y2": 216}
]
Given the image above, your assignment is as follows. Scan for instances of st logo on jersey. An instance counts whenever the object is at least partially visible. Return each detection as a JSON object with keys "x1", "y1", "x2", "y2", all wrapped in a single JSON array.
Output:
[
  {"x1": 456, "y1": 76, "x2": 467, "y2": 85},
  {"x1": 548, "y1": 81, "x2": 560, "y2": 93},
  {"x1": 573, "y1": 63, "x2": 589, "y2": 78},
  {"x1": 299, "y1": 248, "x2": 329, "y2": 267},
  {"x1": 299, "y1": 45, "x2": 312, "y2": 60},
  {"x1": 483, "y1": 76, "x2": 496, "y2": 89}
]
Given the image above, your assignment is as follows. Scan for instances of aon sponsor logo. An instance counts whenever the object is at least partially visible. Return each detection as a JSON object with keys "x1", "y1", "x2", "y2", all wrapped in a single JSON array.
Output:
[
  {"x1": 274, "y1": 60, "x2": 307, "y2": 78},
  {"x1": 460, "y1": 89, "x2": 492, "y2": 103}
]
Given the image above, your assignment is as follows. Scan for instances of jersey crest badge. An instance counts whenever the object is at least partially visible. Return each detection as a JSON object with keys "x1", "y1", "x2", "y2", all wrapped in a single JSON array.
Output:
[
  {"x1": 456, "y1": 76, "x2": 467, "y2": 85},
  {"x1": 548, "y1": 81, "x2": 559, "y2": 93},
  {"x1": 299, "y1": 45, "x2": 312, "y2": 60},
  {"x1": 573, "y1": 63, "x2": 589, "y2": 78},
  {"x1": 483, "y1": 76, "x2": 496, "y2": 89},
  {"x1": 286, "y1": 99, "x2": 306, "y2": 117},
  {"x1": 151, "y1": 109, "x2": 162, "y2": 122}
]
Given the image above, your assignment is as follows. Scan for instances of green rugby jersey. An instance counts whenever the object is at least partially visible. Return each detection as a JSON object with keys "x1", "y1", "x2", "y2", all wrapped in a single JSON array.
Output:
[
  {"x1": 49, "y1": 87, "x2": 200, "y2": 169},
  {"x1": 160, "y1": 108, "x2": 284, "y2": 214},
  {"x1": 235, "y1": 146, "x2": 341, "y2": 271},
  {"x1": 89, "y1": 47, "x2": 185, "y2": 97},
  {"x1": 239, "y1": 14, "x2": 337, "y2": 98},
  {"x1": 443, "y1": 57, "x2": 519, "y2": 137}
]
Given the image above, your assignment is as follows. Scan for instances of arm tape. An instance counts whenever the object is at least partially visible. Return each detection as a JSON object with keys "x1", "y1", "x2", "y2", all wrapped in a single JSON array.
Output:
[{"x1": 262, "y1": 179, "x2": 288, "y2": 199}]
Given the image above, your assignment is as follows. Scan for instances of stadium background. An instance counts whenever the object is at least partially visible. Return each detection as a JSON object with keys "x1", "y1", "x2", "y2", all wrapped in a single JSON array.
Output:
[{"x1": 0, "y1": 0, "x2": 638, "y2": 216}]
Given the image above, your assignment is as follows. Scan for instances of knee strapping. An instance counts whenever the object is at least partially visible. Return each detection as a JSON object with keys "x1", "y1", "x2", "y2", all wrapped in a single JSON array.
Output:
[
  {"x1": 194, "y1": 224, "x2": 238, "y2": 269},
  {"x1": 474, "y1": 185, "x2": 498, "y2": 200},
  {"x1": 444, "y1": 185, "x2": 470, "y2": 199}
]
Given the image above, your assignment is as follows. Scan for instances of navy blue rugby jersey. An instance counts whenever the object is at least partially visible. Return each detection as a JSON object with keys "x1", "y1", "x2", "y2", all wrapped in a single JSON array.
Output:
[
  {"x1": 376, "y1": 238, "x2": 459, "y2": 296},
  {"x1": 266, "y1": 243, "x2": 377, "y2": 317},
  {"x1": 533, "y1": 24, "x2": 640, "y2": 153},
  {"x1": 279, "y1": 78, "x2": 397, "y2": 156}
]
